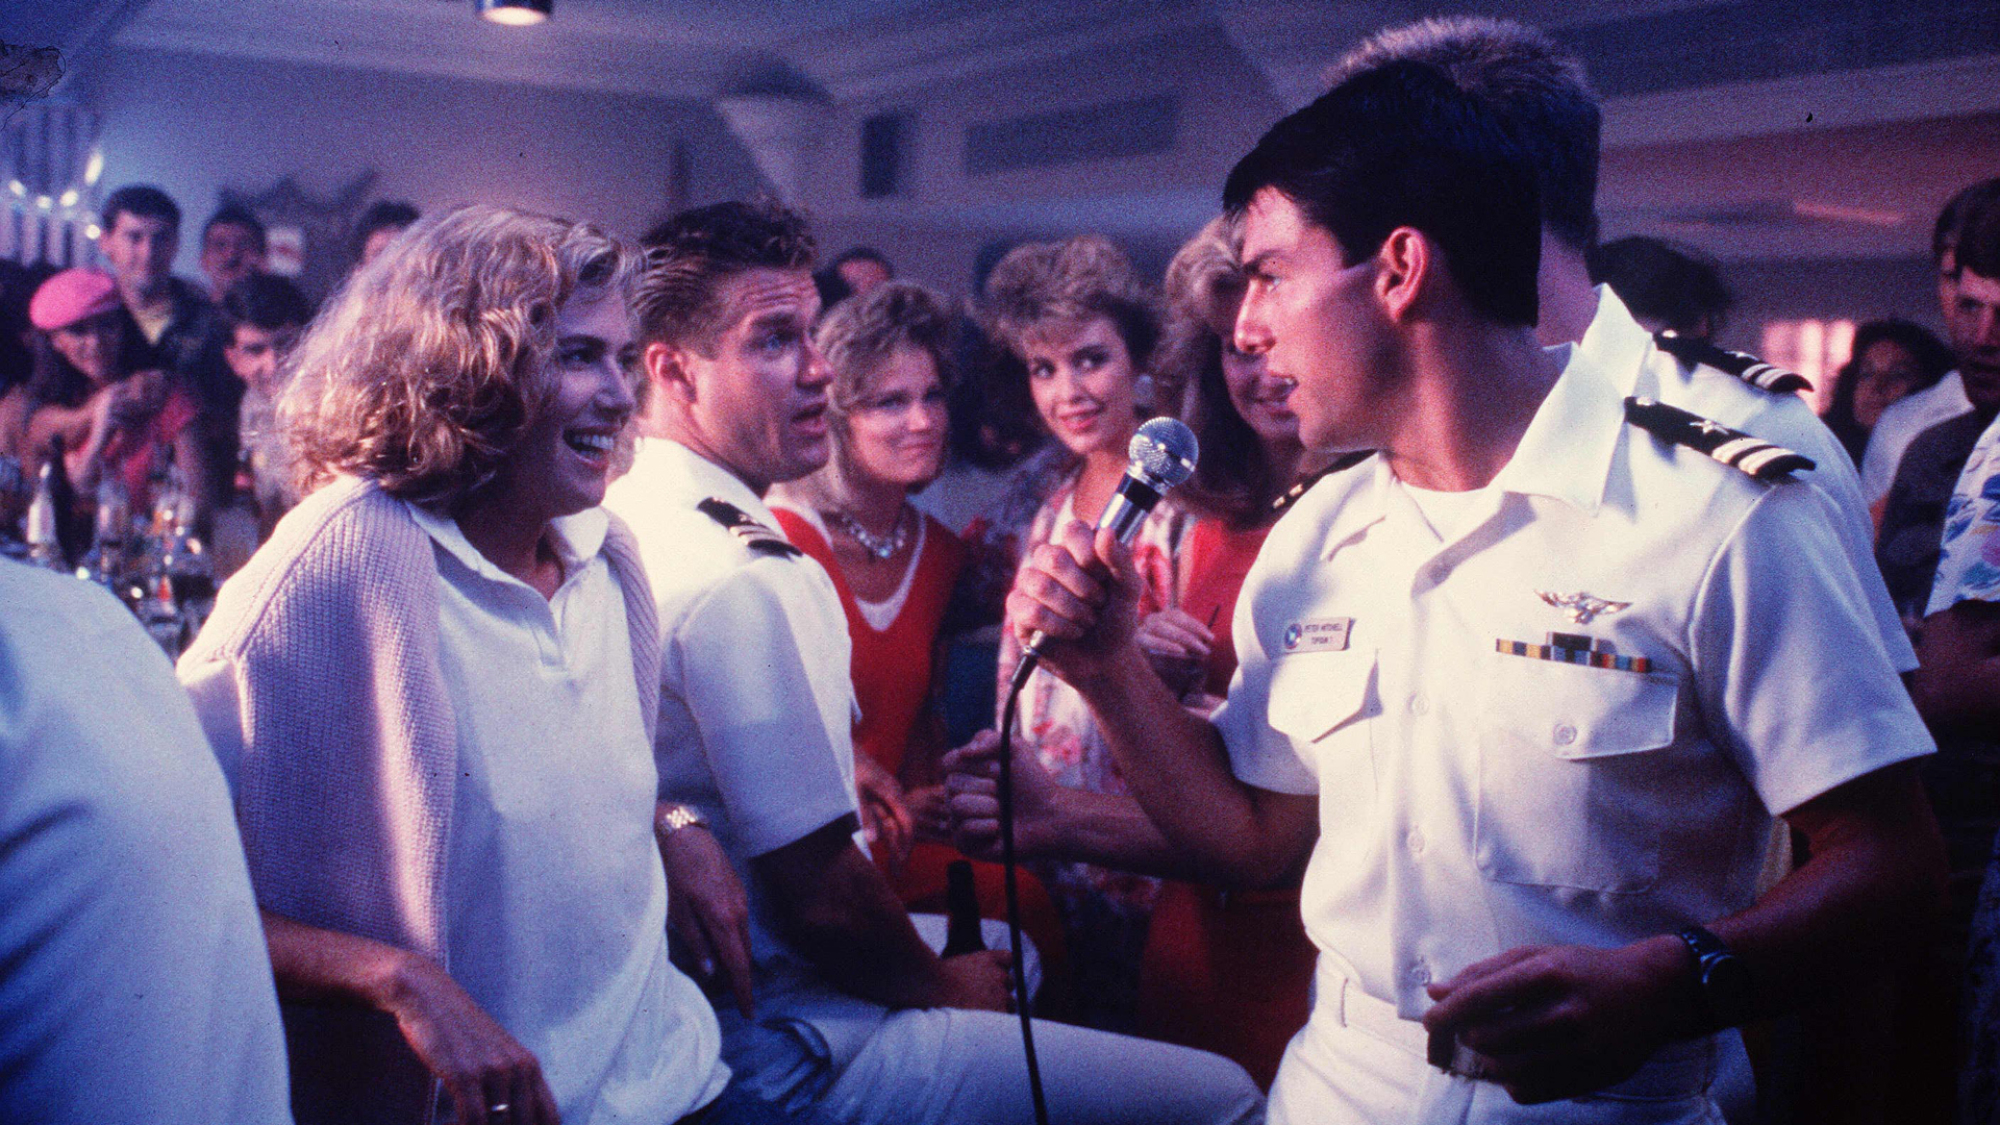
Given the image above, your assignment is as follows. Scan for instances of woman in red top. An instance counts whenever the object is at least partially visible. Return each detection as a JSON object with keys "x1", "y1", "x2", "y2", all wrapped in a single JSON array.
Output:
[{"x1": 768, "y1": 282, "x2": 1063, "y2": 961}]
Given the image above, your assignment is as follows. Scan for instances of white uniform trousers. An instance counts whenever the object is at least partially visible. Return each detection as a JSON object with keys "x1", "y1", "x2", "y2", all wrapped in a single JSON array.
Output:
[{"x1": 1270, "y1": 964, "x2": 1726, "y2": 1125}]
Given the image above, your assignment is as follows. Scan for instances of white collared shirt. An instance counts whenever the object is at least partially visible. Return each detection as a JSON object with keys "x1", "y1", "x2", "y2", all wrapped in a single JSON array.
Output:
[
  {"x1": 411, "y1": 503, "x2": 727, "y2": 1125},
  {"x1": 1861, "y1": 371, "x2": 1973, "y2": 505},
  {"x1": 1577, "y1": 286, "x2": 1916, "y2": 672},
  {"x1": 1215, "y1": 343, "x2": 1934, "y2": 1023},
  {"x1": 604, "y1": 440, "x2": 881, "y2": 1062}
]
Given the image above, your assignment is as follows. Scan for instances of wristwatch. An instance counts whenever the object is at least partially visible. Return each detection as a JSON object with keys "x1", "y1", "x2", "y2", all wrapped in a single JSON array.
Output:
[
  {"x1": 1677, "y1": 925, "x2": 1752, "y2": 1031},
  {"x1": 655, "y1": 803, "x2": 709, "y2": 837}
]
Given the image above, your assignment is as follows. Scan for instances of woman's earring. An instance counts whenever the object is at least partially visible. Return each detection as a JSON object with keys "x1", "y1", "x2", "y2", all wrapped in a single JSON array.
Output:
[{"x1": 1133, "y1": 373, "x2": 1157, "y2": 410}]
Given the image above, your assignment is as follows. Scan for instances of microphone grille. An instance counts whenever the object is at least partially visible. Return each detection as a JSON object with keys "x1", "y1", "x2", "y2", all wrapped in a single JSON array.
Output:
[{"x1": 1129, "y1": 417, "x2": 1199, "y2": 489}]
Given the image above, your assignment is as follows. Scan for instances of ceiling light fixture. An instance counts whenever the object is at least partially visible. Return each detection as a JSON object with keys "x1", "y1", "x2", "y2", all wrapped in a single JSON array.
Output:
[{"x1": 476, "y1": 0, "x2": 551, "y2": 26}]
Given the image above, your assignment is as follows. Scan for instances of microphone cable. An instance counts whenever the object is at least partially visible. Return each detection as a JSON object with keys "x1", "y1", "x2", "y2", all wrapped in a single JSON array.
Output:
[
  {"x1": 998, "y1": 653, "x2": 1050, "y2": 1125},
  {"x1": 989, "y1": 417, "x2": 1196, "y2": 1125}
]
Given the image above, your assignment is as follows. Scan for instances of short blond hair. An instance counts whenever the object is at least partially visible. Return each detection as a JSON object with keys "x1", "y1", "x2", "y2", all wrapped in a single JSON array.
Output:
[{"x1": 281, "y1": 204, "x2": 639, "y2": 507}]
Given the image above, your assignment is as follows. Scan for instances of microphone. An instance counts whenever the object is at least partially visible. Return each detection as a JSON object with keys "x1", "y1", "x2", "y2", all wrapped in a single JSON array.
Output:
[{"x1": 1019, "y1": 416, "x2": 1199, "y2": 669}]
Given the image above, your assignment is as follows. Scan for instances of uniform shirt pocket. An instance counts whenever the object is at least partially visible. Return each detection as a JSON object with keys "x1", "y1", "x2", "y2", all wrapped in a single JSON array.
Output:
[
  {"x1": 1266, "y1": 651, "x2": 1380, "y2": 800},
  {"x1": 1475, "y1": 654, "x2": 1681, "y2": 893}
]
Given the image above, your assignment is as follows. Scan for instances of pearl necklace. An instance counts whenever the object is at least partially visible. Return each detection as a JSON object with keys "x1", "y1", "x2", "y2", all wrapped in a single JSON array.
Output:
[{"x1": 828, "y1": 505, "x2": 910, "y2": 561}]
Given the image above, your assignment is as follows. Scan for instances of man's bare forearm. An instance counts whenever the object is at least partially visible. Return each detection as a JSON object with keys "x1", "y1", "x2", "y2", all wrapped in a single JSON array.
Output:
[
  {"x1": 755, "y1": 819, "x2": 955, "y2": 1009},
  {"x1": 1064, "y1": 644, "x2": 1312, "y2": 887}
]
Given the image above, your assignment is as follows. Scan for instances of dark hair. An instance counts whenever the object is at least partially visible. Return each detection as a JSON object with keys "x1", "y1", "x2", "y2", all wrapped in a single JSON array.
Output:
[
  {"x1": 204, "y1": 203, "x2": 267, "y2": 250},
  {"x1": 1224, "y1": 60, "x2": 1542, "y2": 327},
  {"x1": 1936, "y1": 178, "x2": 2000, "y2": 270},
  {"x1": 1328, "y1": 16, "x2": 1600, "y2": 252},
  {"x1": 1587, "y1": 236, "x2": 1732, "y2": 338},
  {"x1": 354, "y1": 200, "x2": 421, "y2": 256},
  {"x1": 1953, "y1": 179, "x2": 2000, "y2": 283},
  {"x1": 100, "y1": 184, "x2": 180, "y2": 231},
  {"x1": 1823, "y1": 318, "x2": 1955, "y2": 462},
  {"x1": 636, "y1": 198, "x2": 817, "y2": 351},
  {"x1": 832, "y1": 246, "x2": 893, "y2": 274},
  {"x1": 813, "y1": 266, "x2": 854, "y2": 314},
  {"x1": 220, "y1": 273, "x2": 312, "y2": 333}
]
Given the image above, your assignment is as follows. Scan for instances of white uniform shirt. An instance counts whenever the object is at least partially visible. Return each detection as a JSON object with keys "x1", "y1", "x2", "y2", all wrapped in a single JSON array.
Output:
[
  {"x1": 406, "y1": 504, "x2": 728, "y2": 1125},
  {"x1": 1578, "y1": 286, "x2": 1917, "y2": 672},
  {"x1": 0, "y1": 561, "x2": 292, "y2": 1124},
  {"x1": 1215, "y1": 345, "x2": 1934, "y2": 1029},
  {"x1": 1860, "y1": 370, "x2": 1973, "y2": 505},
  {"x1": 604, "y1": 440, "x2": 880, "y2": 1062}
]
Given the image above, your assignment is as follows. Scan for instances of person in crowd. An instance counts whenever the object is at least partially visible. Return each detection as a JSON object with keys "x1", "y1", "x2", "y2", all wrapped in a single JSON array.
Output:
[
  {"x1": 179, "y1": 204, "x2": 773, "y2": 1125},
  {"x1": 354, "y1": 199, "x2": 422, "y2": 271},
  {"x1": 1585, "y1": 235, "x2": 1734, "y2": 340},
  {"x1": 200, "y1": 203, "x2": 268, "y2": 302},
  {"x1": 1878, "y1": 194, "x2": 2000, "y2": 627},
  {"x1": 1006, "y1": 59, "x2": 1944, "y2": 1125},
  {"x1": 764, "y1": 279, "x2": 1065, "y2": 958},
  {"x1": 944, "y1": 215, "x2": 1319, "y2": 1087},
  {"x1": 1862, "y1": 180, "x2": 1997, "y2": 509},
  {"x1": 218, "y1": 272, "x2": 312, "y2": 536},
  {"x1": 0, "y1": 557, "x2": 292, "y2": 1124},
  {"x1": 1823, "y1": 318, "x2": 1955, "y2": 466},
  {"x1": 98, "y1": 185, "x2": 222, "y2": 372},
  {"x1": 98, "y1": 184, "x2": 237, "y2": 509},
  {"x1": 605, "y1": 198, "x2": 1262, "y2": 1125},
  {"x1": 969, "y1": 232, "x2": 1192, "y2": 1031},
  {"x1": 832, "y1": 247, "x2": 895, "y2": 296},
  {"x1": 1891, "y1": 185, "x2": 2000, "y2": 998},
  {"x1": 17, "y1": 267, "x2": 210, "y2": 530},
  {"x1": 1913, "y1": 192, "x2": 2000, "y2": 1125}
]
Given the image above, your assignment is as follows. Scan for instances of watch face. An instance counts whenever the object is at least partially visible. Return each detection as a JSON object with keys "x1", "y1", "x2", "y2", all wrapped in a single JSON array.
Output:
[{"x1": 1702, "y1": 954, "x2": 1753, "y2": 1026}]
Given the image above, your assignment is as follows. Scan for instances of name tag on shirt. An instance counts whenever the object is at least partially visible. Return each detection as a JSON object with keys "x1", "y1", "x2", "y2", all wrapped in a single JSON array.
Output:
[{"x1": 1281, "y1": 616, "x2": 1353, "y2": 655}]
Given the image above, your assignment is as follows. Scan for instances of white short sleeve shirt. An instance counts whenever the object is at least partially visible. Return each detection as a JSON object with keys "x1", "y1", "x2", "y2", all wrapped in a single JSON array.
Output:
[
  {"x1": 604, "y1": 440, "x2": 880, "y2": 1059},
  {"x1": 1576, "y1": 287, "x2": 1916, "y2": 672},
  {"x1": 0, "y1": 561, "x2": 292, "y2": 1125},
  {"x1": 1216, "y1": 344, "x2": 1934, "y2": 1021}
]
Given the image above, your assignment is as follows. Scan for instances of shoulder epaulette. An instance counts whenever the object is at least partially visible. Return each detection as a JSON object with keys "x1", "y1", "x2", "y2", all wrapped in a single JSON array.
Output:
[
  {"x1": 1624, "y1": 397, "x2": 1815, "y2": 483},
  {"x1": 696, "y1": 497, "x2": 802, "y2": 558},
  {"x1": 1652, "y1": 332, "x2": 1810, "y2": 395},
  {"x1": 1272, "y1": 450, "x2": 1374, "y2": 513}
]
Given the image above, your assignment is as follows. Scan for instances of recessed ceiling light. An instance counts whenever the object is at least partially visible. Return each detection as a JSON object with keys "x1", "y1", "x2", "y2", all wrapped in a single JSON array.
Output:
[{"x1": 476, "y1": 0, "x2": 551, "y2": 26}]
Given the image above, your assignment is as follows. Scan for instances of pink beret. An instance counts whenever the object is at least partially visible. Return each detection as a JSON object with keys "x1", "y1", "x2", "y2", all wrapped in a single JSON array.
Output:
[{"x1": 29, "y1": 268, "x2": 122, "y2": 332}]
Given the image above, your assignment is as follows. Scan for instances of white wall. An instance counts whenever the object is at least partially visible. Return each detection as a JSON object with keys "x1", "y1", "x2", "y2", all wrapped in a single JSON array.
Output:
[{"x1": 80, "y1": 47, "x2": 765, "y2": 288}]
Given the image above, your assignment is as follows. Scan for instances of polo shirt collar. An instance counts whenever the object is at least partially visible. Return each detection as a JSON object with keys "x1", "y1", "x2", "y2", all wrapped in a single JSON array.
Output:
[{"x1": 407, "y1": 501, "x2": 609, "y2": 587}]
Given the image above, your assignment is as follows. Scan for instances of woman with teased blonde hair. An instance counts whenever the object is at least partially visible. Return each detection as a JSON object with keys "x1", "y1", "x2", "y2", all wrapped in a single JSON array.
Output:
[{"x1": 180, "y1": 205, "x2": 765, "y2": 1125}]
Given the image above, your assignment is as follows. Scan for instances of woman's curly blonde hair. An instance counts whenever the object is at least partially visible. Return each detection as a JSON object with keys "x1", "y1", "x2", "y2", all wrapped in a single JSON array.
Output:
[{"x1": 280, "y1": 204, "x2": 640, "y2": 508}]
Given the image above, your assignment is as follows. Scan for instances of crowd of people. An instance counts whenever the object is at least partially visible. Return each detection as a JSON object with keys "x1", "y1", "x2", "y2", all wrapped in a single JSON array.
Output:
[{"x1": 1, "y1": 13, "x2": 1998, "y2": 1125}]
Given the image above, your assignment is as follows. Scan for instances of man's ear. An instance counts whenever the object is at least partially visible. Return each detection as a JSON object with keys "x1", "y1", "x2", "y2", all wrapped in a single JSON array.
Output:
[
  {"x1": 642, "y1": 339, "x2": 697, "y2": 406},
  {"x1": 1374, "y1": 227, "x2": 1432, "y2": 323}
]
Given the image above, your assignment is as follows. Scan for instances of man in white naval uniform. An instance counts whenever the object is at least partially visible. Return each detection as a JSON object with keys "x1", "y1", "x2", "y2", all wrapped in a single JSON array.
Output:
[
  {"x1": 1325, "y1": 16, "x2": 1915, "y2": 682},
  {"x1": 607, "y1": 200, "x2": 1262, "y2": 1125},
  {"x1": 1004, "y1": 61, "x2": 1943, "y2": 1125}
]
